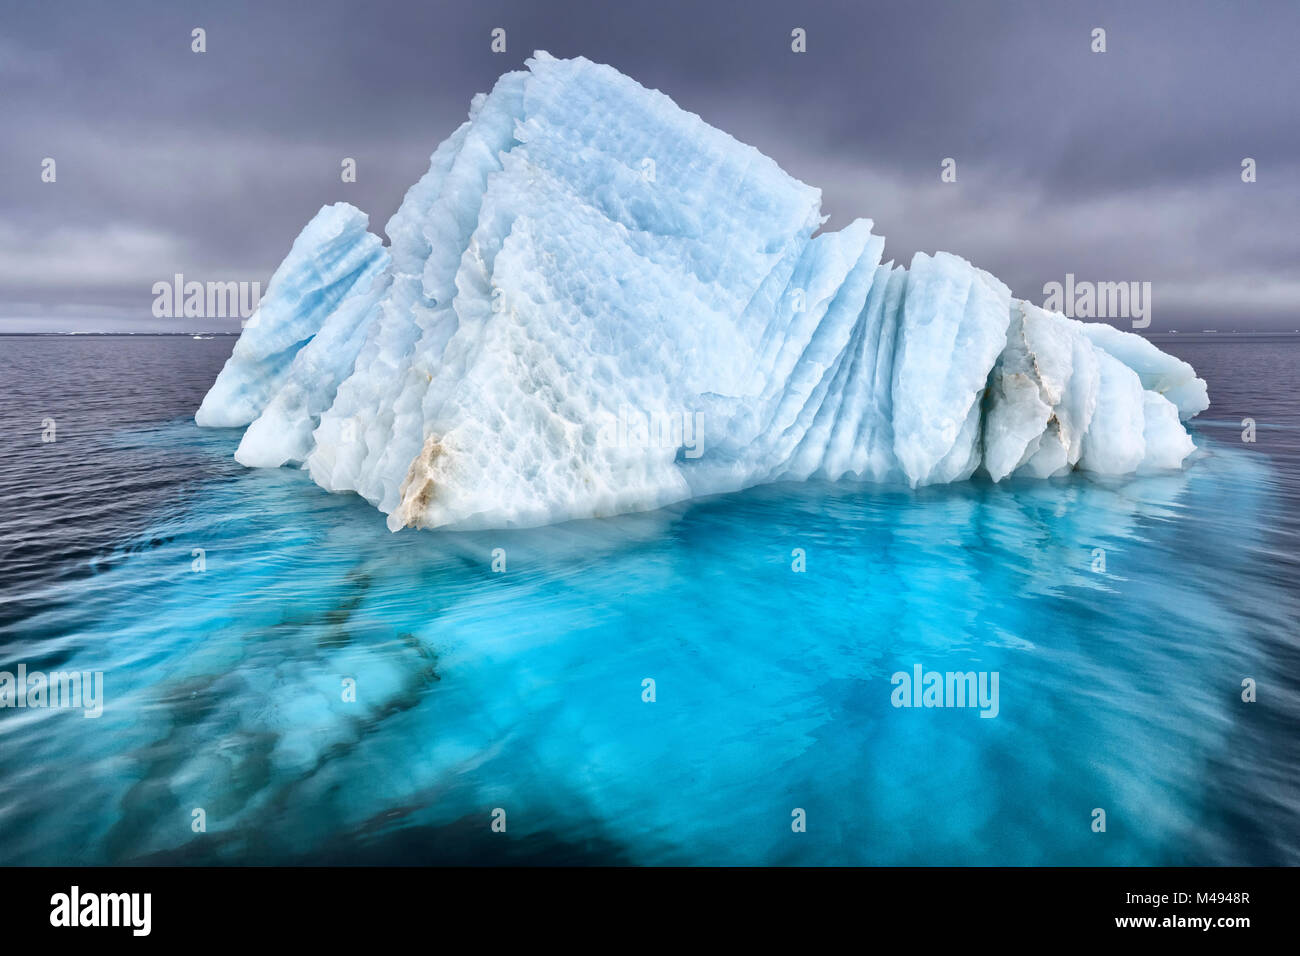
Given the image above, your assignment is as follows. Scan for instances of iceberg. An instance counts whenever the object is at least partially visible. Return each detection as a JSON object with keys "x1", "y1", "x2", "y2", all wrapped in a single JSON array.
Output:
[{"x1": 197, "y1": 52, "x2": 1209, "y2": 531}]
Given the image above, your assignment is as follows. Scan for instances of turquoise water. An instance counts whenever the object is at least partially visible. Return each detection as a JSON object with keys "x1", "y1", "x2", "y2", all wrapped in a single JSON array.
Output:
[{"x1": 1, "y1": 335, "x2": 1297, "y2": 864}]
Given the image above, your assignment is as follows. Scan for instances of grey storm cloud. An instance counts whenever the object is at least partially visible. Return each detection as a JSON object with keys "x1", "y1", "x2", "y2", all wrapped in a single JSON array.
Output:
[{"x1": 1, "y1": 0, "x2": 1297, "y2": 331}]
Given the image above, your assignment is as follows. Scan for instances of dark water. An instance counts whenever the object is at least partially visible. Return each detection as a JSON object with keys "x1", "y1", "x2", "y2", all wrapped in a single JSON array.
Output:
[{"x1": 0, "y1": 333, "x2": 1296, "y2": 865}]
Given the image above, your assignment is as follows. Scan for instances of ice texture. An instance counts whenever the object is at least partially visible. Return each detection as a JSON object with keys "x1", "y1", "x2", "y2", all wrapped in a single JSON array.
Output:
[
  {"x1": 197, "y1": 52, "x2": 1209, "y2": 531},
  {"x1": 195, "y1": 203, "x2": 389, "y2": 430}
]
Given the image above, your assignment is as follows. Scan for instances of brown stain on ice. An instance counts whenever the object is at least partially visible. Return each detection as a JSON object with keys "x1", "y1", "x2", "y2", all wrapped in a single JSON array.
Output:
[{"x1": 396, "y1": 433, "x2": 444, "y2": 529}]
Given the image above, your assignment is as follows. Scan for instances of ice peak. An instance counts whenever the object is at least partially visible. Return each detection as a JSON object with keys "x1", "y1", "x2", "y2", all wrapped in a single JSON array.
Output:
[{"x1": 197, "y1": 55, "x2": 1208, "y2": 530}]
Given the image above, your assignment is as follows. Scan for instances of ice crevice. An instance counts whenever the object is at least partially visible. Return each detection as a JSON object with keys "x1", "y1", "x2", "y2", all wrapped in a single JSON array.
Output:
[{"x1": 197, "y1": 52, "x2": 1210, "y2": 531}]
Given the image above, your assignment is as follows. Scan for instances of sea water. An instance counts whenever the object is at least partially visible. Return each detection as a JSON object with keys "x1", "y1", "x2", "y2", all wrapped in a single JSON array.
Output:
[{"x1": 1, "y1": 334, "x2": 1296, "y2": 865}]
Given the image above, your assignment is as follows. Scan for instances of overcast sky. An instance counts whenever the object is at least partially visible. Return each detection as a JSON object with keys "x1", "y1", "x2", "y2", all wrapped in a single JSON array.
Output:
[{"x1": 2, "y1": 0, "x2": 1297, "y2": 332}]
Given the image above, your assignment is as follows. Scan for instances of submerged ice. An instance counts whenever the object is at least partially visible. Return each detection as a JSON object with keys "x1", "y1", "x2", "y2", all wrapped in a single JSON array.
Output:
[{"x1": 197, "y1": 52, "x2": 1209, "y2": 531}]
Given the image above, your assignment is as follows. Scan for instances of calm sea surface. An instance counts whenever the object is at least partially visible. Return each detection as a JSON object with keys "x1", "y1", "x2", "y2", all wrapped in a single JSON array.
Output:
[{"x1": 0, "y1": 333, "x2": 1296, "y2": 864}]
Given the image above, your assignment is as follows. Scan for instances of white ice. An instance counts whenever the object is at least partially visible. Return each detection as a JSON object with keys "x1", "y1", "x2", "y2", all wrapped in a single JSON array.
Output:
[{"x1": 197, "y1": 53, "x2": 1209, "y2": 531}]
